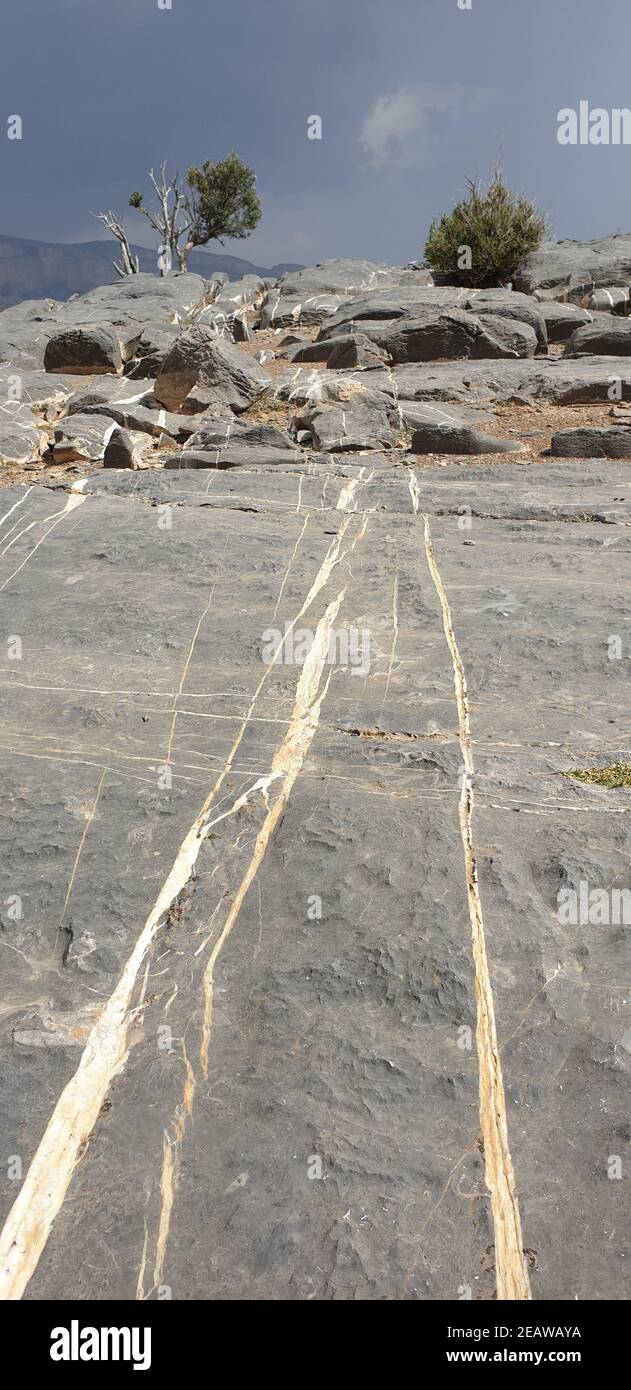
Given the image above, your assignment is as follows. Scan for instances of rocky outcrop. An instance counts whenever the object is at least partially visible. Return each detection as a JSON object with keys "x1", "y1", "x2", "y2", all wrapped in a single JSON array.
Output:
[
  {"x1": 515, "y1": 234, "x2": 631, "y2": 302},
  {"x1": 6, "y1": 251, "x2": 631, "y2": 481},
  {"x1": 260, "y1": 258, "x2": 434, "y2": 328}
]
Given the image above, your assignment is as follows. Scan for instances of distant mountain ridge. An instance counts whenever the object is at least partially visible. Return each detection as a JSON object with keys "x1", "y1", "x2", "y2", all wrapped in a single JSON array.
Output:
[{"x1": 0, "y1": 235, "x2": 303, "y2": 311}]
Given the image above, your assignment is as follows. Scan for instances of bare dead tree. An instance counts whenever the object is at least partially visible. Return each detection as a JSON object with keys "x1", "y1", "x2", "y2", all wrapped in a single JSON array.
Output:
[
  {"x1": 129, "y1": 164, "x2": 191, "y2": 272},
  {"x1": 93, "y1": 210, "x2": 140, "y2": 278}
]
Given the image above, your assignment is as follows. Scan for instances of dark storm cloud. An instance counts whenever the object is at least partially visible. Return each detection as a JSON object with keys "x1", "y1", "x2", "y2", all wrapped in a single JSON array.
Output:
[{"x1": 1, "y1": 0, "x2": 630, "y2": 265}]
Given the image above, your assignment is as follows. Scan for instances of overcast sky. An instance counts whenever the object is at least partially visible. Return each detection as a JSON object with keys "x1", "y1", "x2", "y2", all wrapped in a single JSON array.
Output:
[{"x1": 1, "y1": 0, "x2": 631, "y2": 268}]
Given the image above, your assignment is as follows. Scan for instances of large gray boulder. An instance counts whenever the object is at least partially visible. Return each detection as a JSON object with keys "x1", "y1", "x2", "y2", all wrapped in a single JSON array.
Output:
[
  {"x1": 515, "y1": 235, "x2": 631, "y2": 302},
  {"x1": 467, "y1": 291, "x2": 547, "y2": 353},
  {"x1": 564, "y1": 319, "x2": 631, "y2": 356},
  {"x1": 50, "y1": 412, "x2": 117, "y2": 462},
  {"x1": 124, "y1": 324, "x2": 179, "y2": 378},
  {"x1": 288, "y1": 333, "x2": 389, "y2": 369},
  {"x1": 2, "y1": 273, "x2": 207, "y2": 371},
  {"x1": 154, "y1": 324, "x2": 272, "y2": 413},
  {"x1": 587, "y1": 286, "x2": 630, "y2": 314},
  {"x1": 317, "y1": 286, "x2": 544, "y2": 357},
  {"x1": 317, "y1": 286, "x2": 467, "y2": 337},
  {"x1": 539, "y1": 301, "x2": 592, "y2": 342},
  {"x1": 187, "y1": 418, "x2": 295, "y2": 451},
  {"x1": 298, "y1": 401, "x2": 400, "y2": 451},
  {"x1": 56, "y1": 271, "x2": 206, "y2": 328},
  {"x1": 338, "y1": 307, "x2": 537, "y2": 364},
  {"x1": 0, "y1": 411, "x2": 46, "y2": 466},
  {"x1": 550, "y1": 426, "x2": 631, "y2": 458},
  {"x1": 326, "y1": 335, "x2": 390, "y2": 369},
  {"x1": 44, "y1": 326, "x2": 123, "y2": 375},
  {"x1": 103, "y1": 427, "x2": 152, "y2": 469},
  {"x1": 475, "y1": 314, "x2": 538, "y2": 358},
  {"x1": 410, "y1": 422, "x2": 524, "y2": 455}
]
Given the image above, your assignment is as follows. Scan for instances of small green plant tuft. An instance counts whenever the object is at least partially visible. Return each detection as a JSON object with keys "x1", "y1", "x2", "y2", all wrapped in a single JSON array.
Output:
[
  {"x1": 424, "y1": 168, "x2": 547, "y2": 288},
  {"x1": 566, "y1": 763, "x2": 631, "y2": 789}
]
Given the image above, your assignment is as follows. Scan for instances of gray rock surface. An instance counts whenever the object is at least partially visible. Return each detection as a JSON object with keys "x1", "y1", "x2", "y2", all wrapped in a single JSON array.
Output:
[
  {"x1": 187, "y1": 418, "x2": 295, "y2": 451},
  {"x1": 0, "y1": 457, "x2": 630, "y2": 1306},
  {"x1": 1, "y1": 273, "x2": 207, "y2": 371},
  {"x1": 326, "y1": 335, "x2": 390, "y2": 369},
  {"x1": 163, "y1": 444, "x2": 304, "y2": 469}
]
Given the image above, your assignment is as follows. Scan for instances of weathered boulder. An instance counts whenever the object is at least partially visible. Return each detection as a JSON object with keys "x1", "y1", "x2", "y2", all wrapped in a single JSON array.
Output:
[
  {"x1": 124, "y1": 324, "x2": 179, "y2": 378},
  {"x1": 287, "y1": 333, "x2": 390, "y2": 368},
  {"x1": 467, "y1": 292, "x2": 547, "y2": 353},
  {"x1": 515, "y1": 235, "x2": 631, "y2": 302},
  {"x1": 56, "y1": 272, "x2": 206, "y2": 328},
  {"x1": 299, "y1": 401, "x2": 400, "y2": 451},
  {"x1": 318, "y1": 286, "x2": 545, "y2": 355},
  {"x1": 410, "y1": 422, "x2": 524, "y2": 455},
  {"x1": 538, "y1": 301, "x2": 592, "y2": 342},
  {"x1": 565, "y1": 319, "x2": 631, "y2": 356},
  {"x1": 44, "y1": 326, "x2": 123, "y2": 375},
  {"x1": 187, "y1": 418, "x2": 295, "y2": 451},
  {"x1": 317, "y1": 286, "x2": 466, "y2": 338},
  {"x1": 326, "y1": 335, "x2": 391, "y2": 369},
  {"x1": 154, "y1": 324, "x2": 271, "y2": 413},
  {"x1": 550, "y1": 426, "x2": 631, "y2": 458},
  {"x1": 103, "y1": 427, "x2": 152, "y2": 469},
  {"x1": 587, "y1": 286, "x2": 630, "y2": 314},
  {"x1": 286, "y1": 339, "x2": 337, "y2": 364},
  {"x1": 50, "y1": 412, "x2": 117, "y2": 462},
  {"x1": 163, "y1": 444, "x2": 302, "y2": 470},
  {"x1": 2, "y1": 273, "x2": 206, "y2": 371},
  {"x1": 344, "y1": 308, "x2": 537, "y2": 364},
  {"x1": 0, "y1": 411, "x2": 46, "y2": 466},
  {"x1": 475, "y1": 313, "x2": 538, "y2": 358}
]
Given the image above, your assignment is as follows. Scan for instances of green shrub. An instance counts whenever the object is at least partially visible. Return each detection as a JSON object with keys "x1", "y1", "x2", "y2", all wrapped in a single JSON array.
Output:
[{"x1": 424, "y1": 170, "x2": 547, "y2": 288}]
